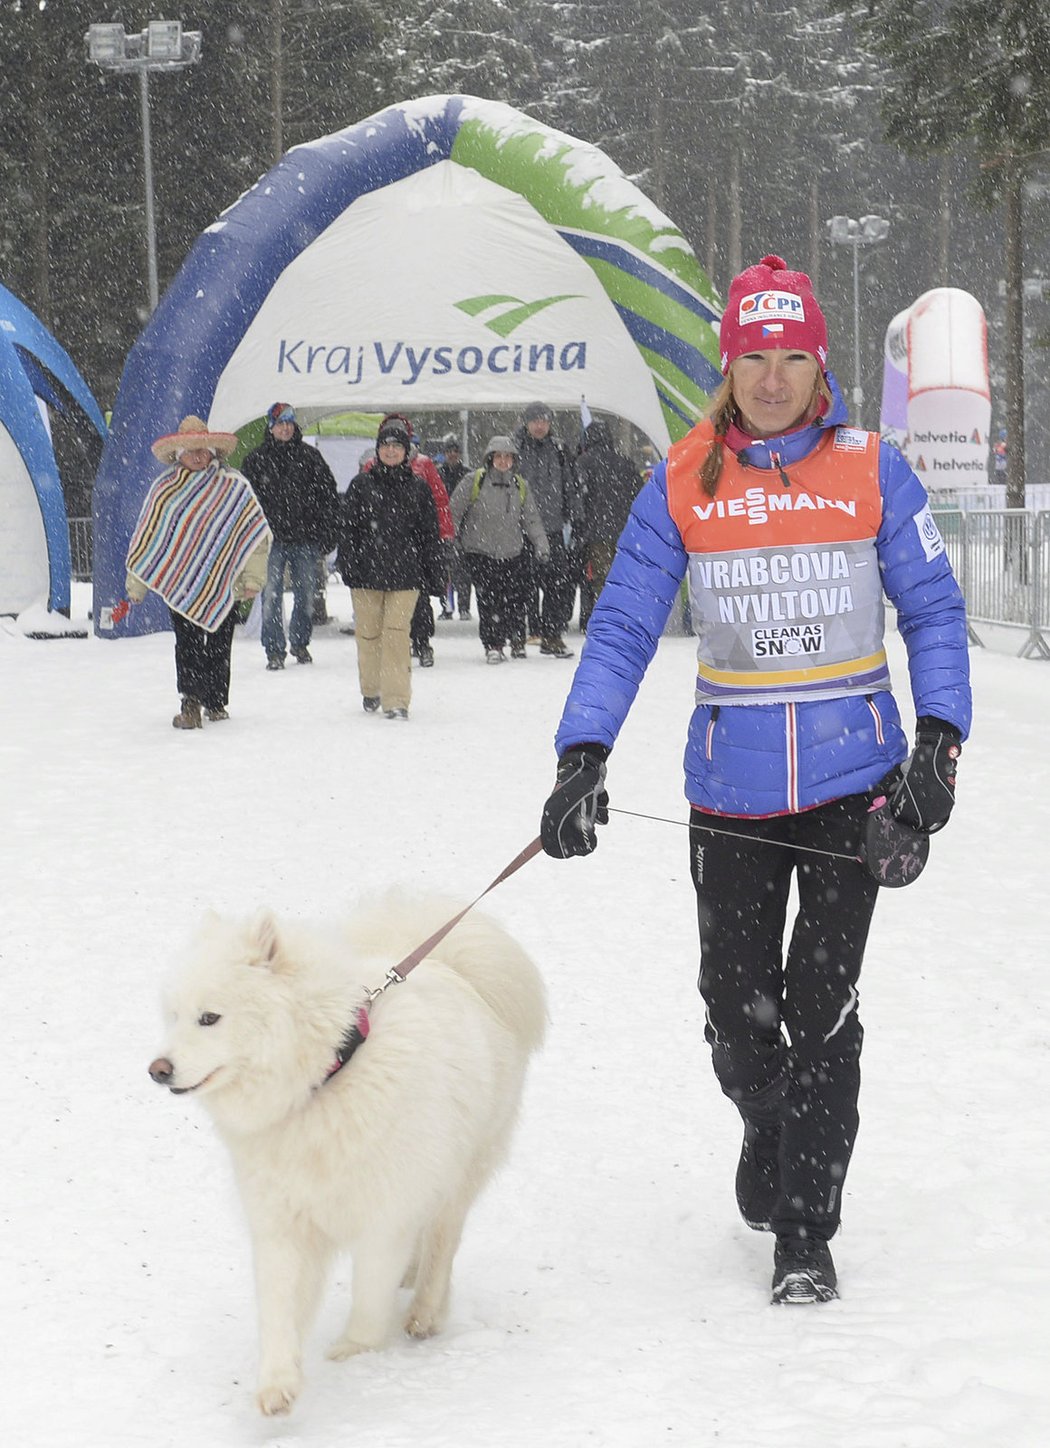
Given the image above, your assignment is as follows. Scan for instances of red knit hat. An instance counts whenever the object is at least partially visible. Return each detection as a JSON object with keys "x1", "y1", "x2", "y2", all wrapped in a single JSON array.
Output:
[{"x1": 719, "y1": 255, "x2": 828, "y2": 374}]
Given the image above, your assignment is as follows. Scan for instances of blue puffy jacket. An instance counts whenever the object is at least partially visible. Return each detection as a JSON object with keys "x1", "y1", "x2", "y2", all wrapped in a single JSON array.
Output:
[{"x1": 554, "y1": 376, "x2": 972, "y2": 816}]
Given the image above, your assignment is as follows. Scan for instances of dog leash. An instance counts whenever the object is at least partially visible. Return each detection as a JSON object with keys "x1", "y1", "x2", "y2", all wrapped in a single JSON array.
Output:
[
  {"x1": 323, "y1": 835, "x2": 543, "y2": 1080},
  {"x1": 323, "y1": 836, "x2": 544, "y2": 1082},
  {"x1": 366, "y1": 835, "x2": 545, "y2": 999},
  {"x1": 608, "y1": 806, "x2": 860, "y2": 862},
  {"x1": 608, "y1": 802, "x2": 929, "y2": 887}
]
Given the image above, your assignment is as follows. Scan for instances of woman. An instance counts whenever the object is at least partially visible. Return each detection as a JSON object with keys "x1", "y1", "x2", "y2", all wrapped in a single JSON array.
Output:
[
  {"x1": 540, "y1": 256, "x2": 972, "y2": 1305},
  {"x1": 336, "y1": 416, "x2": 442, "y2": 720},
  {"x1": 124, "y1": 415, "x2": 270, "y2": 729},
  {"x1": 449, "y1": 435, "x2": 549, "y2": 663}
]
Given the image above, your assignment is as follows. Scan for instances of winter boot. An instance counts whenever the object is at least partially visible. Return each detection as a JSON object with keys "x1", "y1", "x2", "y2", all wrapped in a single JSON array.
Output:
[
  {"x1": 736, "y1": 1120, "x2": 781, "y2": 1232},
  {"x1": 417, "y1": 643, "x2": 435, "y2": 667},
  {"x1": 384, "y1": 706, "x2": 409, "y2": 721},
  {"x1": 540, "y1": 636, "x2": 574, "y2": 659},
  {"x1": 266, "y1": 653, "x2": 285, "y2": 671},
  {"x1": 485, "y1": 647, "x2": 506, "y2": 664},
  {"x1": 172, "y1": 697, "x2": 202, "y2": 730},
  {"x1": 292, "y1": 646, "x2": 312, "y2": 665},
  {"x1": 771, "y1": 1234, "x2": 838, "y2": 1305},
  {"x1": 510, "y1": 638, "x2": 527, "y2": 660},
  {"x1": 205, "y1": 705, "x2": 229, "y2": 722},
  {"x1": 362, "y1": 696, "x2": 381, "y2": 713}
]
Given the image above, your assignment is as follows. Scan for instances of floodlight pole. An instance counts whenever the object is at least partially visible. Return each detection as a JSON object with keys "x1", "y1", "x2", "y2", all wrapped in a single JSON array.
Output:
[
  {"x1": 86, "y1": 21, "x2": 202, "y2": 315},
  {"x1": 851, "y1": 240, "x2": 862, "y2": 421},
  {"x1": 826, "y1": 214, "x2": 890, "y2": 427},
  {"x1": 139, "y1": 68, "x2": 159, "y2": 311}
]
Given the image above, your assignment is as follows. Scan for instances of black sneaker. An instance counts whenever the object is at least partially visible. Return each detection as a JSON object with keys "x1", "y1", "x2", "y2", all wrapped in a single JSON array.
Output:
[
  {"x1": 771, "y1": 1235, "x2": 838, "y2": 1305},
  {"x1": 362, "y1": 696, "x2": 381, "y2": 713},
  {"x1": 384, "y1": 707, "x2": 409, "y2": 721},
  {"x1": 266, "y1": 653, "x2": 285, "y2": 670},
  {"x1": 292, "y1": 646, "x2": 312, "y2": 665},
  {"x1": 417, "y1": 643, "x2": 434, "y2": 667},
  {"x1": 736, "y1": 1121, "x2": 780, "y2": 1232},
  {"x1": 539, "y1": 636, "x2": 574, "y2": 659},
  {"x1": 510, "y1": 640, "x2": 527, "y2": 660}
]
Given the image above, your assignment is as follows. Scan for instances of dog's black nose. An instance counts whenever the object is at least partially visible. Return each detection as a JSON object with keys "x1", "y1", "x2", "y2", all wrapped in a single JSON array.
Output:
[{"x1": 149, "y1": 1057, "x2": 174, "y2": 1084}]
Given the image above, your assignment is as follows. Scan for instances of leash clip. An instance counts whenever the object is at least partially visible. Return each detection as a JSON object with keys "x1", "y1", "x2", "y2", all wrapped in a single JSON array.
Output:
[{"x1": 365, "y1": 967, "x2": 406, "y2": 1002}]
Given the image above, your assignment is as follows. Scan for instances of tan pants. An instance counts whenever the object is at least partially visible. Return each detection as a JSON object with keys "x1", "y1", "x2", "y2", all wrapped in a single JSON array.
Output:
[{"x1": 351, "y1": 588, "x2": 418, "y2": 711}]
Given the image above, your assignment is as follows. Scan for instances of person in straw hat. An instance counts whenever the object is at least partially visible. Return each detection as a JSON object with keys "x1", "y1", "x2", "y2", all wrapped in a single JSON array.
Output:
[{"x1": 122, "y1": 415, "x2": 271, "y2": 729}]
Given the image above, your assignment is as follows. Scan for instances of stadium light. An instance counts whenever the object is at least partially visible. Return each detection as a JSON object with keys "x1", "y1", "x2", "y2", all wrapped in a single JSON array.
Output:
[
  {"x1": 826, "y1": 214, "x2": 891, "y2": 422},
  {"x1": 86, "y1": 21, "x2": 202, "y2": 313}
]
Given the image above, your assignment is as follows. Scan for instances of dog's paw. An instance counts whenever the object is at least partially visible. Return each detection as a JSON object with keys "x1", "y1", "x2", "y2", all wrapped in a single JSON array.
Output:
[
  {"x1": 404, "y1": 1308, "x2": 443, "y2": 1340},
  {"x1": 256, "y1": 1370, "x2": 301, "y2": 1416},
  {"x1": 326, "y1": 1336, "x2": 372, "y2": 1362},
  {"x1": 257, "y1": 1384, "x2": 298, "y2": 1417}
]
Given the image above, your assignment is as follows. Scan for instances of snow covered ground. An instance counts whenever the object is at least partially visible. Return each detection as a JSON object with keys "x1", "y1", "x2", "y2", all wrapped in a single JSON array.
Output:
[{"x1": 3, "y1": 581, "x2": 1048, "y2": 1448}]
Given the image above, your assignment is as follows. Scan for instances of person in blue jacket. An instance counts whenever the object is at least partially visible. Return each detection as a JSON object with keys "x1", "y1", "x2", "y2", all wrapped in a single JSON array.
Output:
[{"x1": 540, "y1": 255, "x2": 972, "y2": 1306}]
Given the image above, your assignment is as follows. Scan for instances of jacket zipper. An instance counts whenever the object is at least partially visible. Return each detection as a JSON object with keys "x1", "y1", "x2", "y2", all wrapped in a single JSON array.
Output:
[{"x1": 785, "y1": 702, "x2": 800, "y2": 812}]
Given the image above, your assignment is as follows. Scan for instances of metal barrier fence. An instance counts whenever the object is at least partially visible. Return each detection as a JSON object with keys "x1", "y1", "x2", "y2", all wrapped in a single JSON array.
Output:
[
  {"x1": 68, "y1": 517, "x2": 93, "y2": 581},
  {"x1": 66, "y1": 510, "x2": 1050, "y2": 656},
  {"x1": 933, "y1": 508, "x2": 1050, "y2": 659}
]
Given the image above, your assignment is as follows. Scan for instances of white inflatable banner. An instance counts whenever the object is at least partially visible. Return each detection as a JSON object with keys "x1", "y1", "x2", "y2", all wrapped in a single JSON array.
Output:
[{"x1": 880, "y1": 288, "x2": 990, "y2": 489}]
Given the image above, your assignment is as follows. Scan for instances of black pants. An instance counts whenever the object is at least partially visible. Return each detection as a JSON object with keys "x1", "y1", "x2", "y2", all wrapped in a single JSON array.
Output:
[
  {"x1": 410, "y1": 592, "x2": 435, "y2": 649},
  {"x1": 689, "y1": 794, "x2": 880, "y2": 1239},
  {"x1": 536, "y1": 539, "x2": 580, "y2": 640},
  {"x1": 450, "y1": 545, "x2": 473, "y2": 613},
  {"x1": 467, "y1": 552, "x2": 529, "y2": 649},
  {"x1": 170, "y1": 609, "x2": 236, "y2": 710}
]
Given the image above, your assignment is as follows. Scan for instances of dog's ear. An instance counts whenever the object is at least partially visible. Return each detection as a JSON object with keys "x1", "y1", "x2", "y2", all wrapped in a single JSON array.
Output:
[{"x1": 247, "y1": 911, "x2": 292, "y2": 974}]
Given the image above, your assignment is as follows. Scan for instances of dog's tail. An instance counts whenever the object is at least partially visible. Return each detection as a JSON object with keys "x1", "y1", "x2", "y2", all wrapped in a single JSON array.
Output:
[{"x1": 348, "y1": 892, "x2": 547, "y2": 1054}]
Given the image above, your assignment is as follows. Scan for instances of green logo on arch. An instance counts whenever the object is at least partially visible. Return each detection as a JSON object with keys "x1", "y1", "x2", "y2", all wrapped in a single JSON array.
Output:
[{"x1": 455, "y1": 293, "x2": 581, "y2": 338}]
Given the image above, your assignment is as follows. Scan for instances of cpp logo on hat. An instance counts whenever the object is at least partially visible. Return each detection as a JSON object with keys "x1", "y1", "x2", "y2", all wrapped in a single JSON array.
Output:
[{"x1": 739, "y1": 291, "x2": 806, "y2": 326}]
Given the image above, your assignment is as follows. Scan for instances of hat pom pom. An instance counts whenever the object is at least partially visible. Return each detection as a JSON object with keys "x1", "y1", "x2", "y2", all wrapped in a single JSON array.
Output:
[{"x1": 760, "y1": 254, "x2": 787, "y2": 271}]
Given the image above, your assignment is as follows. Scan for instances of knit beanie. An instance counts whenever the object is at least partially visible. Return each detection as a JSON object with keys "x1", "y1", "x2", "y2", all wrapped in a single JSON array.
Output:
[
  {"x1": 719, "y1": 255, "x2": 828, "y2": 374},
  {"x1": 267, "y1": 402, "x2": 296, "y2": 426},
  {"x1": 376, "y1": 417, "x2": 411, "y2": 449}
]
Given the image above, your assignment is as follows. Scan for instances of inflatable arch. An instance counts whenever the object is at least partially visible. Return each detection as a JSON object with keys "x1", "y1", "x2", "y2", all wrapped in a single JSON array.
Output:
[
  {"x1": 880, "y1": 288, "x2": 991, "y2": 488},
  {"x1": 93, "y1": 93, "x2": 723, "y2": 636},
  {"x1": 1, "y1": 282, "x2": 107, "y2": 616}
]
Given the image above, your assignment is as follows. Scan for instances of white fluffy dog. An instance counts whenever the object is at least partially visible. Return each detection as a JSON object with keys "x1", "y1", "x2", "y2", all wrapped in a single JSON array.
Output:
[{"x1": 148, "y1": 894, "x2": 546, "y2": 1416}]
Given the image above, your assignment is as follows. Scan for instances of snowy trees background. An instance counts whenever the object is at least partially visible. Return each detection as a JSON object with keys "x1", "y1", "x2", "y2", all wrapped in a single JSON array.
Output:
[{"x1": 2, "y1": 0, "x2": 1049, "y2": 483}]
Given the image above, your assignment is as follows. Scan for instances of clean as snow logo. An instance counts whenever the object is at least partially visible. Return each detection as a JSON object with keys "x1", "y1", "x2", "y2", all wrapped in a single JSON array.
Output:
[
  {"x1": 739, "y1": 290, "x2": 806, "y2": 326},
  {"x1": 455, "y1": 293, "x2": 581, "y2": 338},
  {"x1": 752, "y1": 623, "x2": 825, "y2": 659}
]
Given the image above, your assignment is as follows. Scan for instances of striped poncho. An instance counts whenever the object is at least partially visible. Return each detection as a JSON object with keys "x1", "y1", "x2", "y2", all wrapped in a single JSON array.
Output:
[{"x1": 126, "y1": 462, "x2": 271, "y2": 632}]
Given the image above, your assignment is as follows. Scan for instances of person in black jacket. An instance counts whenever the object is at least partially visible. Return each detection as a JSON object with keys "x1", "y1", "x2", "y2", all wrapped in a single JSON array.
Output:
[
  {"x1": 241, "y1": 402, "x2": 339, "y2": 669},
  {"x1": 575, "y1": 420, "x2": 643, "y2": 632},
  {"x1": 439, "y1": 433, "x2": 472, "y2": 619},
  {"x1": 336, "y1": 416, "x2": 442, "y2": 721},
  {"x1": 512, "y1": 401, "x2": 582, "y2": 658}
]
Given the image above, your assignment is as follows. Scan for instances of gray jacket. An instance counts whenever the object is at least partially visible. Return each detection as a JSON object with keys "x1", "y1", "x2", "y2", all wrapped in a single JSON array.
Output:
[
  {"x1": 511, "y1": 425, "x2": 581, "y2": 537},
  {"x1": 450, "y1": 467, "x2": 550, "y2": 562}
]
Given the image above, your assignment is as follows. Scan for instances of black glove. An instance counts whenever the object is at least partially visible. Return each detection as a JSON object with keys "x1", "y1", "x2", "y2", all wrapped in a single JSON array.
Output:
[
  {"x1": 540, "y1": 745, "x2": 610, "y2": 858},
  {"x1": 889, "y1": 716, "x2": 962, "y2": 834}
]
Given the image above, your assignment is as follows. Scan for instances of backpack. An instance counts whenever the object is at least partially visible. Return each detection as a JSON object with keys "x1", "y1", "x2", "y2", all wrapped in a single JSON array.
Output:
[{"x1": 469, "y1": 468, "x2": 528, "y2": 505}]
